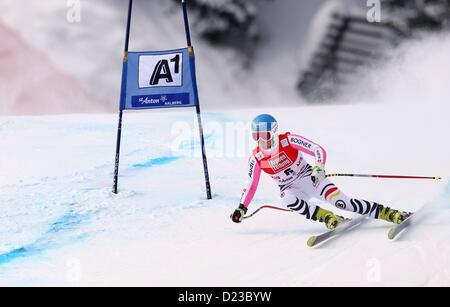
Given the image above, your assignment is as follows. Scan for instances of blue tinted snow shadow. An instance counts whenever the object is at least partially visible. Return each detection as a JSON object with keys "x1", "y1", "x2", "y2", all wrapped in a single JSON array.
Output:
[
  {"x1": 0, "y1": 247, "x2": 33, "y2": 265},
  {"x1": 177, "y1": 134, "x2": 215, "y2": 152},
  {"x1": 0, "y1": 210, "x2": 86, "y2": 265},
  {"x1": 436, "y1": 180, "x2": 450, "y2": 209},
  {"x1": 47, "y1": 210, "x2": 83, "y2": 234},
  {"x1": 133, "y1": 156, "x2": 181, "y2": 168}
]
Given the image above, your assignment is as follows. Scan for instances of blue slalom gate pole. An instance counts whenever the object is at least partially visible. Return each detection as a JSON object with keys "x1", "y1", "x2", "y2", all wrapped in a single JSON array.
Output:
[
  {"x1": 113, "y1": 0, "x2": 133, "y2": 194},
  {"x1": 181, "y1": 0, "x2": 212, "y2": 200}
]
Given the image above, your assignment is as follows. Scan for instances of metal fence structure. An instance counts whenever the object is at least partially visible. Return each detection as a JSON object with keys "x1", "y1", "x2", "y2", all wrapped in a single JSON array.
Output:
[{"x1": 298, "y1": 0, "x2": 450, "y2": 102}]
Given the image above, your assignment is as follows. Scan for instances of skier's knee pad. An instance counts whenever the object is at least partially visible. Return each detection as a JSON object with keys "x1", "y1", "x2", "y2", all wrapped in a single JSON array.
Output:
[
  {"x1": 330, "y1": 193, "x2": 353, "y2": 212},
  {"x1": 334, "y1": 197, "x2": 376, "y2": 215},
  {"x1": 333, "y1": 198, "x2": 350, "y2": 211}
]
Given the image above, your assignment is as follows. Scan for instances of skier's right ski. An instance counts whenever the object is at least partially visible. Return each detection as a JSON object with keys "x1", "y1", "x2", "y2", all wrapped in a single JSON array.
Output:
[
  {"x1": 387, "y1": 215, "x2": 413, "y2": 240},
  {"x1": 307, "y1": 215, "x2": 367, "y2": 247},
  {"x1": 387, "y1": 202, "x2": 433, "y2": 240}
]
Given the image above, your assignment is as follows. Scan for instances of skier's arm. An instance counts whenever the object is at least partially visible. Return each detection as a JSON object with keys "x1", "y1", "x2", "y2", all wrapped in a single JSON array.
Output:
[
  {"x1": 287, "y1": 133, "x2": 327, "y2": 165},
  {"x1": 239, "y1": 155, "x2": 262, "y2": 209}
]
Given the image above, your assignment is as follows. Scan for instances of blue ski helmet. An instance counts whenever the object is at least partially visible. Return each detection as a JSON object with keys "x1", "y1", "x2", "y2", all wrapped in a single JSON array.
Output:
[{"x1": 251, "y1": 114, "x2": 278, "y2": 146}]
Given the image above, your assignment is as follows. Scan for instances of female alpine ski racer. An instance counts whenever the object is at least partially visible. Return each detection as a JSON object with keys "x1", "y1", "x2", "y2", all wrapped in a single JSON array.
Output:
[{"x1": 231, "y1": 114, "x2": 411, "y2": 230}]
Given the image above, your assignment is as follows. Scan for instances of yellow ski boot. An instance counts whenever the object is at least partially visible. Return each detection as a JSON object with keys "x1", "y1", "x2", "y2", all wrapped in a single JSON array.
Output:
[
  {"x1": 379, "y1": 206, "x2": 412, "y2": 224},
  {"x1": 314, "y1": 207, "x2": 345, "y2": 230}
]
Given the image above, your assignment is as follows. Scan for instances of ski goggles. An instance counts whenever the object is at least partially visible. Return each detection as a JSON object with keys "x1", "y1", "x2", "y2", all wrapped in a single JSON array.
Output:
[{"x1": 252, "y1": 131, "x2": 273, "y2": 141}]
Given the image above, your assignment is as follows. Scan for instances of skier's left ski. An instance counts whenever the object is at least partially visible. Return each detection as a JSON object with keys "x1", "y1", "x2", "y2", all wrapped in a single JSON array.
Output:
[{"x1": 307, "y1": 215, "x2": 367, "y2": 247}]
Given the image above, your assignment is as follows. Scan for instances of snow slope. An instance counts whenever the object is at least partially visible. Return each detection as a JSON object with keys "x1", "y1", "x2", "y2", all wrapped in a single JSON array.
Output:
[{"x1": 0, "y1": 99, "x2": 449, "y2": 286}]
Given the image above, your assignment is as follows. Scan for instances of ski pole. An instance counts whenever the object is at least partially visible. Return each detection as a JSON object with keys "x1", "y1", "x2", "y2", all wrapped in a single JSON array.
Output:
[
  {"x1": 326, "y1": 173, "x2": 442, "y2": 180},
  {"x1": 242, "y1": 174, "x2": 442, "y2": 220},
  {"x1": 243, "y1": 205, "x2": 291, "y2": 220}
]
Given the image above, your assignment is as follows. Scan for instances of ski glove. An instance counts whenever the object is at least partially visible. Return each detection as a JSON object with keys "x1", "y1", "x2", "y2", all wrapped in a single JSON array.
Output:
[
  {"x1": 231, "y1": 204, "x2": 248, "y2": 223},
  {"x1": 311, "y1": 164, "x2": 326, "y2": 185}
]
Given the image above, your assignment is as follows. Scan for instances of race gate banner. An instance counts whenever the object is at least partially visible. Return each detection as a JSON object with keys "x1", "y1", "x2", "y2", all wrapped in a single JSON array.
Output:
[{"x1": 120, "y1": 48, "x2": 198, "y2": 110}]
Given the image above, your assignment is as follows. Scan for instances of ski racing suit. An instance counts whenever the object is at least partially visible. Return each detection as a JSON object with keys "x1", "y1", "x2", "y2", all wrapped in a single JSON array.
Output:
[{"x1": 239, "y1": 132, "x2": 386, "y2": 221}]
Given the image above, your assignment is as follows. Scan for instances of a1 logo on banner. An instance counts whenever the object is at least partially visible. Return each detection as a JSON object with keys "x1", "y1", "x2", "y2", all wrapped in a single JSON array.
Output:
[{"x1": 138, "y1": 53, "x2": 182, "y2": 88}]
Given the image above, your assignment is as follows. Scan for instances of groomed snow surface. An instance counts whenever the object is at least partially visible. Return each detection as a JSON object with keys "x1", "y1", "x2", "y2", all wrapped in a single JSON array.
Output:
[{"x1": 1, "y1": 101, "x2": 449, "y2": 287}]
